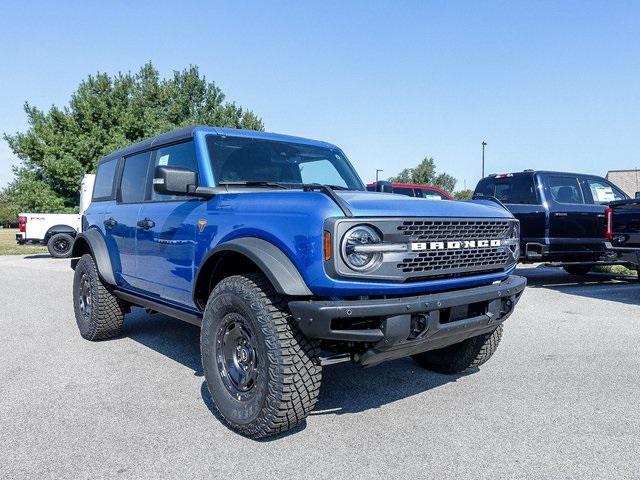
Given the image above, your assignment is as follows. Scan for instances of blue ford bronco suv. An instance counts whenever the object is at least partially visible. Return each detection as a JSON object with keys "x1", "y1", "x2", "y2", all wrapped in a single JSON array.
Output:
[{"x1": 70, "y1": 125, "x2": 526, "y2": 438}]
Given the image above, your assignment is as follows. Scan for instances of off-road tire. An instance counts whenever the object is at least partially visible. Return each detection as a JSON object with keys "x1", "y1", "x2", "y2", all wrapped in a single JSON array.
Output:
[
  {"x1": 412, "y1": 325, "x2": 503, "y2": 374},
  {"x1": 563, "y1": 265, "x2": 592, "y2": 276},
  {"x1": 47, "y1": 232, "x2": 74, "y2": 258},
  {"x1": 201, "y1": 273, "x2": 322, "y2": 439},
  {"x1": 72, "y1": 254, "x2": 126, "y2": 340}
]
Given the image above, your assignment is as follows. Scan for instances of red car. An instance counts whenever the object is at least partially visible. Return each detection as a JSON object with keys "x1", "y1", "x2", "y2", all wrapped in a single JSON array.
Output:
[{"x1": 366, "y1": 182, "x2": 453, "y2": 200}]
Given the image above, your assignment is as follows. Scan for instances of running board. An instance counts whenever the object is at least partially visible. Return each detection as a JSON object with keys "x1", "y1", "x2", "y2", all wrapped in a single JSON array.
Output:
[{"x1": 113, "y1": 290, "x2": 202, "y2": 327}]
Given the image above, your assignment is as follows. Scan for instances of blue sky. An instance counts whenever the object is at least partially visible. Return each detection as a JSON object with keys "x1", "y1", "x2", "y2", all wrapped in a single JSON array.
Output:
[{"x1": 1, "y1": 0, "x2": 639, "y2": 190}]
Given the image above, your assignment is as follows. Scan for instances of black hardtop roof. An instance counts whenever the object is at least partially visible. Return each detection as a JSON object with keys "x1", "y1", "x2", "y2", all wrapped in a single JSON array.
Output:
[
  {"x1": 99, "y1": 125, "x2": 198, "y2": 164},
  {"x1": 97, "y1": 125, "x2": 338, "y2": 165}
]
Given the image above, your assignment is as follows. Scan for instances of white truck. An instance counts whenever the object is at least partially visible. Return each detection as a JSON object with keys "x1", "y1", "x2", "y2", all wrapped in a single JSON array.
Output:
[{"x1": 15, "y1": 175, "x2": 95, "y2": 258}]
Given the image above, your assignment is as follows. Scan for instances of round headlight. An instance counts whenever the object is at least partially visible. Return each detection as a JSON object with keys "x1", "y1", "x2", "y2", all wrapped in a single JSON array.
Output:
[
  {"x1": 341, "y1": 225, "x2": 382, "y2": 271},
  {"x1": 510, "y1": 222, "x2": 520, "y2": 261}
]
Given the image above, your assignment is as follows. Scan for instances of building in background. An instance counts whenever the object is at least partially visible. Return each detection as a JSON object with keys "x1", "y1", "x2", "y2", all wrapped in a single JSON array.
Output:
[{"x1": 606, "y1": 169, "x2": 640, "y2": 197}]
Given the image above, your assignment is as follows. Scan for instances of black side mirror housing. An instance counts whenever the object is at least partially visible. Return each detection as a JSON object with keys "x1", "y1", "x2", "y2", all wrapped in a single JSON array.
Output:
[
  {"x1": 635, "y1": 191, "x2": 640, "y2": 199},
  {"x1": 153, "y1": 166, "x2": 198, "y2": 195}
]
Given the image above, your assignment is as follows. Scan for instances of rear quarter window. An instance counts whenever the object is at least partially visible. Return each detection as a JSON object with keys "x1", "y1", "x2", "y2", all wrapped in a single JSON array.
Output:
[
  {"x1": 92, "y1": 158, "x2": 118, "y2": 200},
  {"x1": 475, "y1": 175, "x2": 539, "y2": 204}
]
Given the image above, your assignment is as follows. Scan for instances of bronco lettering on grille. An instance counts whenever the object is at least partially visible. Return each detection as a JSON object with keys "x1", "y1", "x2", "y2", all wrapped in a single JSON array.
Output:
[{"x1": 411, "y1": 239, "x2": 503, "y2": 251}]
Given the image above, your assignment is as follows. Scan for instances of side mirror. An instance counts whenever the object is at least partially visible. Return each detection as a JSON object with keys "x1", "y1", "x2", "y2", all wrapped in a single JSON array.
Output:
[
  {"x1": 635, "y1": 192, "x2": 640, "y2": 199},
  {"x1": 375, "y1": 181, "x2": 393, "y2": 193},
  {"x1": 153, "y1": 166, "x2": 198, "y2": 195}
]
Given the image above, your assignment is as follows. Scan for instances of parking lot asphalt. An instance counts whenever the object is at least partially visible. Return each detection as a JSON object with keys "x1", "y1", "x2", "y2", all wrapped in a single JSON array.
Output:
[{"x1": 1, "y1": 255, "x2": 639, "y2": 479}]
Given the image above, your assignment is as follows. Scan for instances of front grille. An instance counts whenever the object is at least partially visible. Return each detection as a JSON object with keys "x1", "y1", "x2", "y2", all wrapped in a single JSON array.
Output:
[
  {"x1": 398, "y1": 247, "x2": 511, "y2": 275},
  {"x1": 397, "y1": 219, "x2": 511, "y2": 241},
  {"x1": 394, "y1": 219, "x2": 515, "y2": 280},
  {"x1": 327, "y1": 217, "x2": 518, "y2": 282}
]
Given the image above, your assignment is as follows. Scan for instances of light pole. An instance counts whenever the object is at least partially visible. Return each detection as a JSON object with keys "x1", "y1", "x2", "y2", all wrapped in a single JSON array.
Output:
[
  {"x1": 481, "y1": 141, "x2": 487, "y2": 178},
  {"x1": 376, "y1": 169, "x2": 383, "y2": 183}
]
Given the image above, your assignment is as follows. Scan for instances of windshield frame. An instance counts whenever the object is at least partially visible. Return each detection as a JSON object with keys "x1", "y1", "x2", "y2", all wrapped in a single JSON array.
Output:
[{"x1": 205, "y1": 134, "x2": 365, "y2": 191}]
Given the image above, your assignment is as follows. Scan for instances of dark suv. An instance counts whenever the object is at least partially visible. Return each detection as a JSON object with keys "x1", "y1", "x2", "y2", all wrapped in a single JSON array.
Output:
[
  {"x1": 474, "y1": 170, "x2": 629, "y2": 274},
  {"x1": 70, "y1": 125, "x2": 525, "y2": 438}
]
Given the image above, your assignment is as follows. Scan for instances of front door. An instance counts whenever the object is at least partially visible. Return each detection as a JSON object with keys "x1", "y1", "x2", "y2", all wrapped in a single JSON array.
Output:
[{"x1": 134, "y1": 140, "x2": 203, "y2": 307}]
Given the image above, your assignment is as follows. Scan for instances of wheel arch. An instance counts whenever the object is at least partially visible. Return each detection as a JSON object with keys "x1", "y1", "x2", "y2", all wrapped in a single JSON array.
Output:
[
  {"x1": 45, "y1": 224, "x2": 78, "y2": 241},
  {"x1": 193, "y1": 237, "x2": 313, "y2": 309},
  {"x1": 70, "y1": 229, "x2": 116, "y2": 286}
]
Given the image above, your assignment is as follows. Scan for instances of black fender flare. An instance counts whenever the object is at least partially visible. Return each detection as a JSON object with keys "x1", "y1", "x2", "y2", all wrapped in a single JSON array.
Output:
[
  {"x1": 45, "y1": 224, "x2": 78, "y2": 241},
  {"x1": 197, "y1": 237, "x2": 313, "y2": 297},
  {"x1": 70, "y1": 229, "x2": 116, "y2": 286}
]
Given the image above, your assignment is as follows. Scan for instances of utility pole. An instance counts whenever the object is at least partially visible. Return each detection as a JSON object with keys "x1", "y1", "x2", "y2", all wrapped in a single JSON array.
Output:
[
  {"x1": 481, "y1": 141, "x2": 487, "y2": 178},
  {"x1": 376, "y1": 169, "x2": 383, "y2": 183}
]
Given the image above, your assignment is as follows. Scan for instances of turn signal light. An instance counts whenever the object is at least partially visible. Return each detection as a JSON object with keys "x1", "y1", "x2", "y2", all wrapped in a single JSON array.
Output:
[{"x1": 323, "y1": 231, "x2": 332, "y2": 261}]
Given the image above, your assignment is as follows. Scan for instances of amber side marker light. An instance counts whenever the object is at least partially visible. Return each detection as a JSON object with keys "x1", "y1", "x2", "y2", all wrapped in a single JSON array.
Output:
[{"x1": 324, "y1": 231, "x2": 332, "y2": 261}]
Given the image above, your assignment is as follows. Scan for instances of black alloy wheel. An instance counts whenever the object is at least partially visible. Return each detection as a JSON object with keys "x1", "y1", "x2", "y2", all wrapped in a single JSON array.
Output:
[{"x1": 215, "y1": 313, "x2": 260, "y2": 400}]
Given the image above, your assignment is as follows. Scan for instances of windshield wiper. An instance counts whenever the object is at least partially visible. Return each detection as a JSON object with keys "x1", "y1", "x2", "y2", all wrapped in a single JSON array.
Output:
[{"x1": 218, "y1": 181, "x2": 290, "y2": 190}]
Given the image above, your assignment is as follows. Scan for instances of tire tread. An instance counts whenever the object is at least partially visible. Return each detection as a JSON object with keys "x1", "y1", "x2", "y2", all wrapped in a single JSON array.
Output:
[
  {"x1": 203, "y1": 273, "x2": 322, "y2": 438},
  {"x1": 73, "y1": 254, "x2": 125, "y2": 340}
]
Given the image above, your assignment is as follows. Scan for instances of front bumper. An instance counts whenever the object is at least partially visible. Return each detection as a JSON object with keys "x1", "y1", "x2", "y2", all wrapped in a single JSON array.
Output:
[{"x1": 289, "y1": 275, "x2": 526, "y2": 366}]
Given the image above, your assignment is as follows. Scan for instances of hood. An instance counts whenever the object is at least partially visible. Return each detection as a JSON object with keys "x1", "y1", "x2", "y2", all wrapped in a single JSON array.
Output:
[{"x1": 335, "y1": 191, "x2": 513, "y2": 218}]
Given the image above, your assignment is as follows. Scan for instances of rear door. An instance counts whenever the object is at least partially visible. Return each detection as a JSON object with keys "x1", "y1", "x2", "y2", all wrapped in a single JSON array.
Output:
[
  {"x1": 543, "y1": 174, "x2": 602, "y2": 240},
  {"x1": 108, "y1": 150, "x2": 152, "y2": 290}
]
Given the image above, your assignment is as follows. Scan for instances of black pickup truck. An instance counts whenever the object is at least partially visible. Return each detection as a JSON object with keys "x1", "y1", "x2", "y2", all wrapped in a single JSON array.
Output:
[
  {"x1": 474, "y1": 170, "x2": 631, "y2": 274},
  {"x1": 606, "y1": 198, "x2": 640, "y2": 272}
]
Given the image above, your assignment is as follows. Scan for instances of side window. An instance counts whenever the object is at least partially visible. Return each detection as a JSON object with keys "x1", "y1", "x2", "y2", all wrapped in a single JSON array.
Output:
[
  {"x1": 416, "y1": 188, "x2": 444, "y2": 200},
  {"x1": 92, "y1": 158, "x2": 118, "y2": 200},
  {"x1": 393, "y1": 187, "x2": 415, "y2": 196},
  {"x1": 548, "y1": 176, "x2": 584, "y2": 204},
  {"x1": 151, "y1": 141, "x2": 199, "y2": 201},
  {"x1": 584, "y1": 178, "x2": 627, "y2": 205},
  {"x1": 120, "y1": 151, "x2": 152, "y2": 203}
]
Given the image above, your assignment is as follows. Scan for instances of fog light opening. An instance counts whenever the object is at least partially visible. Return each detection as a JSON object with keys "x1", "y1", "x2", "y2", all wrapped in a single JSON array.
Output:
[{"x1": 409, "y1": 314, "x2": 429, "y2": 339}]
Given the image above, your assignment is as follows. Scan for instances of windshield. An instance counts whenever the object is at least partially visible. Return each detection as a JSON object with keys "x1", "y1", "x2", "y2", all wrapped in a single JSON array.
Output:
[{"x1": 206, "y1": 135, "x2": 364, "y2": 190}]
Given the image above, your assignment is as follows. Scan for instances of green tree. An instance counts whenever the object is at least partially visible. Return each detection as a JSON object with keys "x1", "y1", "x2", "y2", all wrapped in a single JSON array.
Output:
[
  {"x1": 389, "y1": 157, "x2": 457, "y2": 193},
  {"x1": 3, "y1": 62, "x2": 263, "y2": 212},
  {"x1": 0, "y1": 190, "x2": 19, "y2": 226},
  {"x1": 454, "y1": 189, "x2": 474, "y2": 200}
]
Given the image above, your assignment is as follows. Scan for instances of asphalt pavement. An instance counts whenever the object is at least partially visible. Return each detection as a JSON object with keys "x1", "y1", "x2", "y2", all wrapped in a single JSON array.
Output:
[{"x1": 1, "y1": 255, "x2": 639, "y2": 479}]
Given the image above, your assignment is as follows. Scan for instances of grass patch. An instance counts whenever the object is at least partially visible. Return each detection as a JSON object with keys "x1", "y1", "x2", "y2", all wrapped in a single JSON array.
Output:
[
  {"x1": 0, "y1": 228, "x2": 48, "y2": 256},
  {"x1": 592, "y1": 264, "x2": 638, "y2": 277}
]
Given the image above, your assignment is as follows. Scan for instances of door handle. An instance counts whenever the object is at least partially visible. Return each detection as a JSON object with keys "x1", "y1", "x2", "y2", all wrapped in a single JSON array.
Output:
[
  {"x1": 104, "y1": 217, "x2": 117, "y2": 229},
  {"x1": 136, "y1": 218, "x2": 155, "y2": 230}
]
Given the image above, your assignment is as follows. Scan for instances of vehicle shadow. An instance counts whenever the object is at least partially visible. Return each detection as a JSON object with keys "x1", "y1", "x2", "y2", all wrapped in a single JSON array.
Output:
[
  {"x1": 23, "y1": 254, "x2": 53, "y2": 259},
  {"x1": 124, "y1": 307, "x2": 465, "y2": 440},
  {"x1": 516, "y1": 265, "x2": 640, "y2": 306}
]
